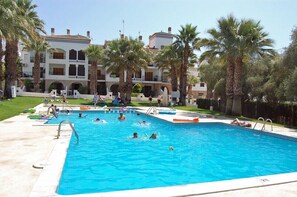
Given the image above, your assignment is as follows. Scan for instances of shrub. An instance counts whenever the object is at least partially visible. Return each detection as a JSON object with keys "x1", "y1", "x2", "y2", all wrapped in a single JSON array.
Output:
[{"x1": 132, "y1": 83, "x2": 142, "y2": 93}]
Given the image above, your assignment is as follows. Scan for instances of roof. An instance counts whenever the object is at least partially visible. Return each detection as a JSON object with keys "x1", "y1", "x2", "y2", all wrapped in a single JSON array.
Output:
[
  {"x1": 149, "y1": 31, "x2": 174, "y2": 40},
  {"x1": 44, "y1": 34, "x2": 91, "y2": 43}
]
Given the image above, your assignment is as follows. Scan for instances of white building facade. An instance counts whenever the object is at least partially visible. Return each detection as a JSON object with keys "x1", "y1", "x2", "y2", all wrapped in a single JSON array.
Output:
[{"x1": 20, "y1": 27, "x2": 207, "y2": 98}]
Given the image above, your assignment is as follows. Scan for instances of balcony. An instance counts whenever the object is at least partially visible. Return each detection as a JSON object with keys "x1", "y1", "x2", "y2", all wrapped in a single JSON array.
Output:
[{"x1": 98, "y1": 75, "x2": 106, "y2": 80}]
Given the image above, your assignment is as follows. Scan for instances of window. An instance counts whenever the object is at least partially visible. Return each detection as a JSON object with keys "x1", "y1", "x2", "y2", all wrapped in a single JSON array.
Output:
[
  {"x1": 40, "y1": 52, "x2": 45, "y2": 63},
  {"x1": 200, "y1": 82, "x2": 205, "y2": 87},
  {"x1": 69, "y1": 49, "x2": 77, "y2": 60},
  {"x1": 134, "y1": 71, "x2": 141, "y2": 78},
  {"x1": 69, "y1": 64, "x2": 76, "y2": 76},
  {"x1": 53, "y1": 52, "x2": 64, "y2": 59},
  {"x1": 78, "y1": 65, "x2": 85, "y2": 76},
  {"x1": 97, "y1": 69, "x2": 101, "y2": 78},
  {"x1": 78, "y1": 50, "x2": 85, "y2": 60},
  {"x1": 53, "y1": 67, "x2": 64, "y2": 75},
  {"x1": 30, "y1": 52, "x2": 46, "y2": 63}
]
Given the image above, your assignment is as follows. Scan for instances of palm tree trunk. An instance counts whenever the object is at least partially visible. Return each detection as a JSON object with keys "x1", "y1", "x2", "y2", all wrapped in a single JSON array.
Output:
[
  {"x1": 125, "y1": 69, "x2": 133, "y2": 103},
  {"x1": 225, "y1": 56, "x2": 235, "y2": 115},
  {"x1": 188, "y1": 84, "x2": 193, "y2": 103},
  {"x1": 180, "y1": 46, "x2": 189, "y2": 105},
  {"x1": 118, "y1": 68, "x2": 125, "y2": 98},
  {"x1": 4, "y1": 39, "x2": 18, "y2": 98},
  {"x1": 232, "y1": 57, "x2": 243, "y2": 115},
  {"x1": 170, "y1": 66, "x2": 178, "y2": 102},
  {"x1": 0, "y1": 37, "x2": 3, "y2": 91},
  {"x1": 89, "y1": 61, "x2": 98, "y2": 94},
  {"x1": 33, "y1": 52, "x2": 41, "y2": 92}
]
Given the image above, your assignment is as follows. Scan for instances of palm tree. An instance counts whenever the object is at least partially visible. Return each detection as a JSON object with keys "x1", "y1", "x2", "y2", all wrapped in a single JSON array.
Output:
[
  {"x1": 201, "y1": 15, "x2": 274, "y2": 115},
  {"x1": 154, "y1": 45, "x2": 180, "y2": 102},
  {"x1": 4, "y1": 0, "x2": 45, "y2": 98},
  {"x1": 103, "y1": 38, "x2": 129, "y2": 98},
  {"x1": 84, "y1": 44, "x2": 104, "y2": 94},
  {"x1": 23, "y1": 38, "x2": 50, "y2": 91},
  {"x1": 125, "y1": 38, "x2": 149, "y2": 103},
  {"x1": 174, "y1": 24, "x2": 200, "y2": 105},
  {"x1": 231, "y1": 19, "x2": 274, "y2": 115},
  {"x1": 200, "y1": 15, "x2": 239, "y2": 115},
  {"x1": 0, "y1": 0, "x2": 17, "y2": 91}
]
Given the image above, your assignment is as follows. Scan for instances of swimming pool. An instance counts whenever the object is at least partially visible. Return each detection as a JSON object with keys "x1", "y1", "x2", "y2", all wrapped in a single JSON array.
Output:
[{"x1": 47, "y1": 111, "x2": 297, "y2": 195}]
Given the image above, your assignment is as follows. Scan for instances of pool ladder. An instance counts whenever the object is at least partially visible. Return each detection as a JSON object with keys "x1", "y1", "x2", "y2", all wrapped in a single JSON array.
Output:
[
  {"x1": 57, "y1": 120, "x2": 79, "y2": 144},
  {"x1": 146, "y1": 106, "x2": 157, "y2": 115},
  {"x1": 253, "y1": 117, "x2": 273, "y2": 131}
]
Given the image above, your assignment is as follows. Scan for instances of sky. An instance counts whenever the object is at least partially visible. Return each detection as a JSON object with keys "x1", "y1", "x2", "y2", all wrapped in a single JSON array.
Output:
[{"x1": 33, "y1": 0, "x2": 297, "y2": 52}]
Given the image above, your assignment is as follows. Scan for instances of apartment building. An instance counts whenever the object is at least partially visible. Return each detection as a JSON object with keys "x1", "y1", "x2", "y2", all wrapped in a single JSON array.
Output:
[{"x1": 21, "y1": 27, "x2": 206, "y2": 98}]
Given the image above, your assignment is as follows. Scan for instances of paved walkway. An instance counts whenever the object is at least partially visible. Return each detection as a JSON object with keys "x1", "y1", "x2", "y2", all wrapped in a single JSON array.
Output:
[
  {"x1": 0, "y1": 105, "x2": 297, "y2": 197},
  {"x1": 0, "y1": 111, "x2": 57, "y2": 197}
]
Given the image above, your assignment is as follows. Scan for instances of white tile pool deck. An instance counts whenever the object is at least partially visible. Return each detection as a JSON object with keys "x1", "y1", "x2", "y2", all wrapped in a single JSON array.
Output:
[{"x1": 1, "y1": 104, "x2": 297, "y2": 197}]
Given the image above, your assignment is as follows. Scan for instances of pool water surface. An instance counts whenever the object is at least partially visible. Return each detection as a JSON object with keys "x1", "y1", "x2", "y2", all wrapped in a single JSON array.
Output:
[{"x1": 47, "y1": 111, "x2": 297, "y2": 195}]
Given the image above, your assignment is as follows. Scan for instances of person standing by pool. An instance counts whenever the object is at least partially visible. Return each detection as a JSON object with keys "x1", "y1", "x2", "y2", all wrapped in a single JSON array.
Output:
[
  {"x1": 93, "y1": 93, "x2": 99, "y2": 108},
  {"x1": 157, "y1": 95, "x2": 162, "y2": 107}
]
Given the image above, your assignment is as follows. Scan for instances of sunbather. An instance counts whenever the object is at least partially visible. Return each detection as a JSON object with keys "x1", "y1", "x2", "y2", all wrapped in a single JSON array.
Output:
[{"x1": 231, "y1": 118, "x2": 252, "y2": 127}]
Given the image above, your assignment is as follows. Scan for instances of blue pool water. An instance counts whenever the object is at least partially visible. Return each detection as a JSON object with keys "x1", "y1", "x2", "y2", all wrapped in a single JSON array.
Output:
[{"x1": 48, "y1": 111, "x2": 297, "y2": 195}]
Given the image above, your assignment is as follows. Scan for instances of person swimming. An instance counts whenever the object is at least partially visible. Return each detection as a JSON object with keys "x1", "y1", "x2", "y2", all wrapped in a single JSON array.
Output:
[
  {"x1": 149, "y1": 133, "x2": 157, "y2": 139},
  {"x1": 118, "y1": 112, "x2": 126, "y2": 120},
  {"x1": 79, "y1": 113, "x2": 87, "y2": 118},
  {"x1": 138, "y1": 120, "x2": 146, "y2": 124},
  {"x1": 132, "y1": 132, "x2": 138, "y2": 138}
]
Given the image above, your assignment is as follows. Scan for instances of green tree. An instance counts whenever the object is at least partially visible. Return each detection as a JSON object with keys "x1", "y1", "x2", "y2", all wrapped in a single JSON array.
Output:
[
  {"x1": 187, "y1": 75, "x2": 199, "y2": 100},
  {"x1": 284, "y1": 67, "x2": 297, "y2": 101},
  {"x1": 125, "y1": 38, "x2": 150, "y2": 103},
  {"x1": 23, "y1": 38, "x2": 50, "y2": 91},
  {"x1": 103, "y1": 38, "x2": 129, "y2": 98},
  {"x1": 200, "y1": 16, "x2": 238, "y2": 114},
  {"x1": 198, "y1": 58, "x2": 226, "y2": 99},
  {"x1": 3, "y1": 0, "x2": 45, "y2": 98},
  {"x1": 84, "y1": 44, "x2": 104, "y2": 94},
  {"x1": 174, "y1": 24, "x2": 200, "y2": 105},
  {"x1": 232, "y1": 18, "x2": 274, "y2": 115},
  {"x1": 201, "y1": 15, "x2": 274, "y2": 115},
  {"x1": 154, "y1": 45, "x2": 180, "y2": 101}
]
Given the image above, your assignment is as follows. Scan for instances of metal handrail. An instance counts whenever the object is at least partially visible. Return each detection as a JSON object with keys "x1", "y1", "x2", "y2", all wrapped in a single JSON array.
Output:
[
  {"x1": 262, "y1": 118, "x2": 273, "y2": 131},
  {"x1": 57, "y1": 120, "x2": 79, "y2": 144},
  {"x1": 146, "y1": 106, "x2": 156, "y2": 115},
  {"x1": 253, "y1": 117, "x2": 265, "y2": 130}
]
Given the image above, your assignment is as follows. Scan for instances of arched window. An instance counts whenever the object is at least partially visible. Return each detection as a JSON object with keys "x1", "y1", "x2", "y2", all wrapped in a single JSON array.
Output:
[
  {"x1": 78, "y1": 50, "x2": 85, "y2": 60},
  {"x1": 69, "y1": 49, "x2": 77, "y2": 60}
]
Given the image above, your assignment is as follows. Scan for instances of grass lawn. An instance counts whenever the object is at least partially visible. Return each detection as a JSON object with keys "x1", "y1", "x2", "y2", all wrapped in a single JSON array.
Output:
[
  {"x1": 0, "y1": 97, "x2": 44, "y2": 121},
  {"x1": 2, "y1": 97, "x2": 286, "y2": 128},
  {"x1": 0, "y1": 96, "x2": 225, "y2": 121}
]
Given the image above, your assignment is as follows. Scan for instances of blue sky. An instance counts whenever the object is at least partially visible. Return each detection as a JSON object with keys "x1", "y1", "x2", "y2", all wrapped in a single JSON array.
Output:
[{"x1": 33, "y1": 0, "x2": 296, "y2": 51}]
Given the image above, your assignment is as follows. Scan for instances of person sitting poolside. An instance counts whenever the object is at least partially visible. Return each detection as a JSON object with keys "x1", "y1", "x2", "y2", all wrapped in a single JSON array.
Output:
[
  {"x1": 149, "y1": 133, "x2": 157, "y2": 139},
  {"x1": 231, "y1": 118, "x2": 252, "y2": 127},
  {"x1": 118, "y1": 112, "x2": 126, "y2": 120}
]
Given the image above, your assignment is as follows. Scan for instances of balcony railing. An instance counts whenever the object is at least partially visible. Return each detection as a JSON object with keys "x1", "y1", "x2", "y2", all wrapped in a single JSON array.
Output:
[{"x1": 98, "y1": 75, "x2": 106, "y2": 80}]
